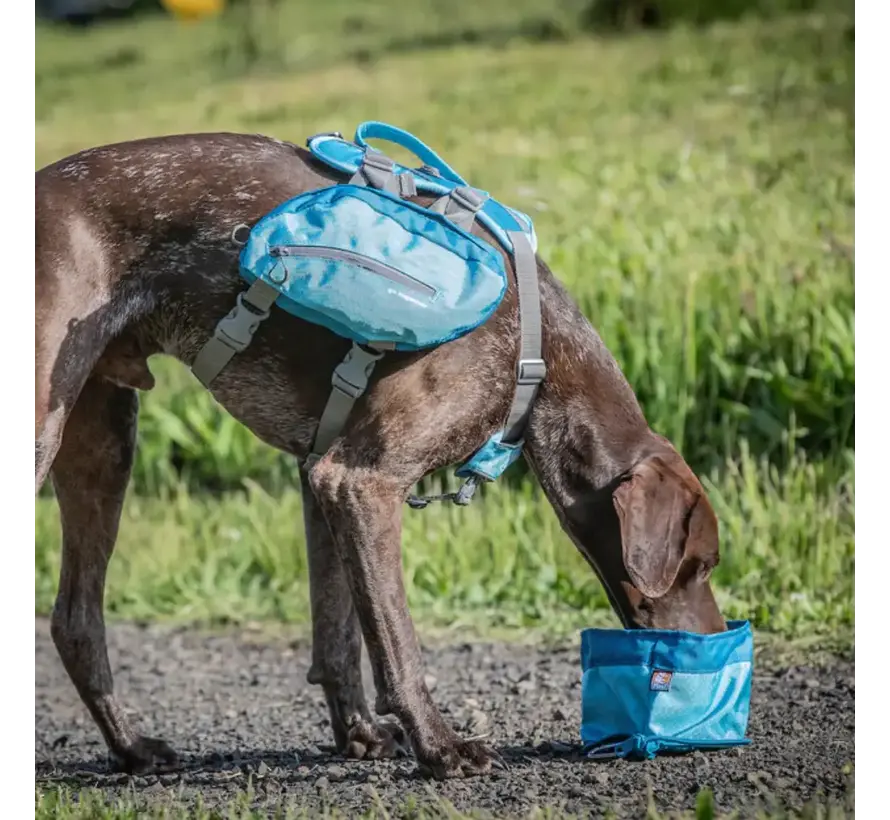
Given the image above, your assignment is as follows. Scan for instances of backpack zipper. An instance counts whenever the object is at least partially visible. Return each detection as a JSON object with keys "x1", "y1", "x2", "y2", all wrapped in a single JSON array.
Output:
[{"x1": 269, "y1": 245, "x2": 436, "y2": 297}]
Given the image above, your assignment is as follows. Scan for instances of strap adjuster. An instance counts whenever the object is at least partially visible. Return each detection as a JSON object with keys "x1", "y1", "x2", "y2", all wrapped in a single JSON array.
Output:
[
  {"x1": 331, "y1": 344, "x2": 385, "y2": 400},
  {"x1": 450, "y1": 186, "x2": 486, "y2": 213},
  {"x1": 398, "y1": 173, "x2": 417, "y2": 198},
  {"x1": 361, "y1": 150, "x2": 395, "y2": 173},
  {"x1": 517, "y1": 358, "x2": 546, "y2": 385},
  {"x1": 214, "y1": 292, "x2": 271, "y2": 353}
]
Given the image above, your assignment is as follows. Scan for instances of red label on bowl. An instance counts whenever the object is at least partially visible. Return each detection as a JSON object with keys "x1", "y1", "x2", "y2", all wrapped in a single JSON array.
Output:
[{"x1": 650, "y1": 670, "x2": 673, "y2": 692}]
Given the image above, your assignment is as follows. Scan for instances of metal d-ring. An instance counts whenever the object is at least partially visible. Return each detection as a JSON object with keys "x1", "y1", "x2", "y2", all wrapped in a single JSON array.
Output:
[
  {"x1": 231, "y1": 223, "x2": 251, "y2": 247},
  {"x1": 268, "y1": 261, "x2": 288, "y2": 285}
]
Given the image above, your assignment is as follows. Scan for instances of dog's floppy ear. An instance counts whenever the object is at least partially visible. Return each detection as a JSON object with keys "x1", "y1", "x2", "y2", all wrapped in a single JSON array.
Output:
[{"x1": 612, "y1": 456, "x2": 698, "y2": 599}]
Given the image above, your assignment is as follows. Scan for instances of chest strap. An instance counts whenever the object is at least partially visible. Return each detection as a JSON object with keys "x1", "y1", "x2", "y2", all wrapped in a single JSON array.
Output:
[{"x1": 191, "y1": 277, "x2": 279, "y2": 388}]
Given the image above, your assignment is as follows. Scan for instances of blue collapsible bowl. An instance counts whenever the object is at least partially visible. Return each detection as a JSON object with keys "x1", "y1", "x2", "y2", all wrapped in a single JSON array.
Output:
[{"x1": 580, "y1": 620, "x2": 753, "y2": 760}]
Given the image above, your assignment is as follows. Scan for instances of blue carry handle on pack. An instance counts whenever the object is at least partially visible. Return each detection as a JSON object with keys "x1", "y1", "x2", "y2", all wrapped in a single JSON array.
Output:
[
  {"x1": 305, "y1": 122, "x2": 538, "y2": 256},
  {"x1": 353, "y1": 121, "x2": 469, "y2": 185},
  {"x1": 191, "y1": 122, "x2": 546, "y2": 503}
]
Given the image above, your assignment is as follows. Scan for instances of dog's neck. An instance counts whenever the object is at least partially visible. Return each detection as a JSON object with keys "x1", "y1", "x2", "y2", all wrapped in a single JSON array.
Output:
[
  {"x1": 525, "y1": 262, "x2": 655, "y2": 501},
  {"x1": 522, "y1": 263, "x2": 663, "y2": 625}
]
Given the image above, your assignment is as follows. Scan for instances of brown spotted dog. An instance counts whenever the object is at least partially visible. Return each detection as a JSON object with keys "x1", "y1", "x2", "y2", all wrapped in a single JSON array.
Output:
[{"x1": 35, "y1": 133, "x2": 725, "y2": 779}]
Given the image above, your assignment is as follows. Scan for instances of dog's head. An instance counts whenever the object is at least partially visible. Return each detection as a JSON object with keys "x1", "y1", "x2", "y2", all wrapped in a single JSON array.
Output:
[
  {"x1": 567, "y1": 449, "x2": 726, "y2": 634},
  {"x1": 609, "y1": 452, "x2": 725, "y2": 633}
]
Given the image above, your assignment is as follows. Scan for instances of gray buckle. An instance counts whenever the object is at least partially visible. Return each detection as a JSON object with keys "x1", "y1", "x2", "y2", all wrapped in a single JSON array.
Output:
[
  {"x1": 214, "y1": 292, "x2": 271, "y2": 353},
  {"x1": 517, "y1": 358, "x2": 546, "y2": 385},
  {"x1": 450, "y1": 186, "x2": 486, "y2": 212},
  {"x1": 331, "y1": 344, "x2": 385, "y2": 399},
  {"x1": 362, "y1": 150, "x2": 395, "y2": 173}
]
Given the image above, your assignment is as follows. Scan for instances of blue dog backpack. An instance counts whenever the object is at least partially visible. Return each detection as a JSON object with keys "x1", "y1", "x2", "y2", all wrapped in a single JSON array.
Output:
[
  {"x1": 580, "y1": 621, "x2": 754, "y2": 760},
  {"x1": 237, "y1": 184, "x2": 509, "y2": 351},
  {"x1": 191, "y1": 122, "x2": 545, "y2": 501}
]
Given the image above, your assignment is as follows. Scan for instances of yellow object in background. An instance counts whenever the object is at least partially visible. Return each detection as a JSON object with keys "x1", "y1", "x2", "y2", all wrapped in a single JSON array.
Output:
[{"x1": 160, "y1": 0, "x2": 226, "y2": 22}]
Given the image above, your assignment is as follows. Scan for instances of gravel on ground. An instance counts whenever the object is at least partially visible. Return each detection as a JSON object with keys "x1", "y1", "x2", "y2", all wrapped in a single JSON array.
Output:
[{"x1": 35, "y1": 620, "x2": 855, "y2": 818}]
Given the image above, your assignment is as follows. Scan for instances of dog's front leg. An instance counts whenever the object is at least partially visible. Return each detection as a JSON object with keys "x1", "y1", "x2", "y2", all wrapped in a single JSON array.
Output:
[
  {"x1": 299, "y1": 467, "x2": 407, "y2": 759},
  {"x1": 308, "y1": 455, "x2": 496, "y2": 779}
]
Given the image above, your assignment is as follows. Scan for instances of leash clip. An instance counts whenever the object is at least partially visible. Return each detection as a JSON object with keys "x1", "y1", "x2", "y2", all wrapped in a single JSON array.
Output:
[
  {"x1": 453, "y1": 475, "x2": 479, "y2": 505},
  {"x1": 407, "y1": 475, "x2": 479, "y2": 510}
]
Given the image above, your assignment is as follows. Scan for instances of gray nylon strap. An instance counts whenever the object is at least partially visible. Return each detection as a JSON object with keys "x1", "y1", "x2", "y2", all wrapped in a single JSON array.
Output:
[
  {"x1": 349, "y1": 150, "x2": 400, "y2": 195},
  {"x1": 310, "y1": 343, "x2": 385, "y2": 459},
  {"x1": 430, "y1": 186, "x2": 487, "y2": 232},
  {"x1": 241, "y1": 278, "x2": 280, "y2": 312},
  {"x1": 191, "y1": 279, "x2": 280, "y2": 387},
  {"x1": 501, "y1": 231, "x2": 545, "y2": 444}
]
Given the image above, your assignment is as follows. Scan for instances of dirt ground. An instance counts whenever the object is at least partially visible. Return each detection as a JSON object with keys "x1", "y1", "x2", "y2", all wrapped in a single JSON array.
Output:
[{"x1": 35, "y1": 620, "x2": 854, "y2": 818}]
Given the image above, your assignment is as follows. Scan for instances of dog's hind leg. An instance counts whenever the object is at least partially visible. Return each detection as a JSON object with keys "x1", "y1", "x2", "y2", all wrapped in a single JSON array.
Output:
[
  {"x1": 49, "y1": 377, "x2": 178, "y2": 774},
  {"x1": 300, "y1": 468, "x2": 407, "y2": 760},
  {"x1": 35, "y1": 323, "x2": 80, "y2": 493}
]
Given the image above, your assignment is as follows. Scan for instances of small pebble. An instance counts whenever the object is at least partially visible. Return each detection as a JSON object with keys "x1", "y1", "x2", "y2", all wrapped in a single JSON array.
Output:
[
  {"x1": 315, "y1": 776, "x2": 331, "y2": 791},
  {"x1": 467, "y1": 709, "x2": 490, "y2": 735},
  {"x1": 327, "y1": 764, "x2": 347, "y2": 782}
]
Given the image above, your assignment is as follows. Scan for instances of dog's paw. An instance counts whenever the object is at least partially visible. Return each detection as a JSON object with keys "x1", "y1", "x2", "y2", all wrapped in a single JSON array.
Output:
[
  {"x1": 343, "y1": 719, "x2": 408, "y2": 760},
  {"x1": 416, "y1": 737, "x2": 500, "y2": 780},
  {"x1": 111, "y1": 735, "x2": 179, "y2": 775}
]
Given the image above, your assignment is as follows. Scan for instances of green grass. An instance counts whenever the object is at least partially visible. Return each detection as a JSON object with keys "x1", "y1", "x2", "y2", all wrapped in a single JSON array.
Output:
[
  {"x1": 35, "y1": 4, "x2": 853, "y2": 638},
  {"x1": 34, "y1": 785, "x2": 854, "y2": 820},
  {"x1": 35, "y1": 443, "x2": 853, "y2": 636}
]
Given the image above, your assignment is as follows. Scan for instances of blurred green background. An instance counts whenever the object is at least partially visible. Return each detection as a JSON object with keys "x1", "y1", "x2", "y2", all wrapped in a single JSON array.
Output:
[{"x1": 35, "y1": 0, "x2": 854, "y2": 639}]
